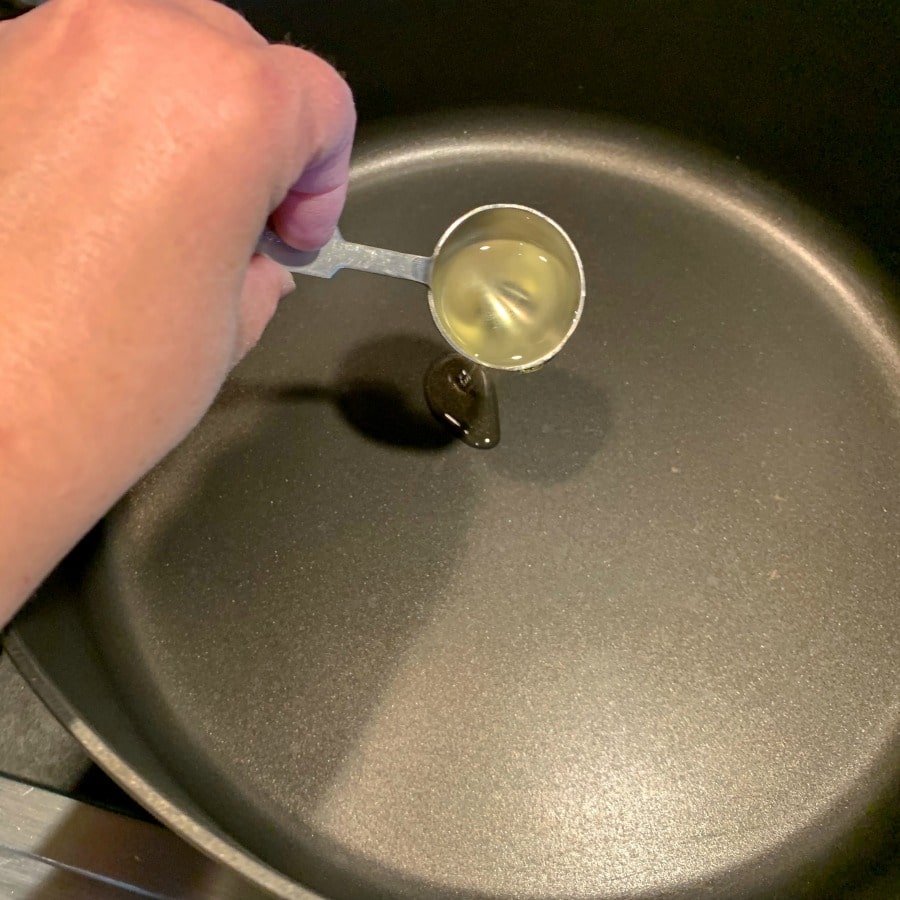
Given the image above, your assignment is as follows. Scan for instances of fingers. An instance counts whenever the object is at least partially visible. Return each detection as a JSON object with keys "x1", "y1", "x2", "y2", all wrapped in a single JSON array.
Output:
[
  {"x1": 269, "y1": 182, "x2": 348, "y2": 251},
  {"x1": 233, "y1": 253, "x2": 295, "y2": 362},
  {"x1": 264, "y1": 44, "x2": 356, "y2": 251}
]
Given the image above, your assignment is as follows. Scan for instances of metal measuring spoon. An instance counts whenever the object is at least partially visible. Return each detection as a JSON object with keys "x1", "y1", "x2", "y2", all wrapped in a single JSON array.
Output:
[{"x1": 257, "y1": 204, "x2": 585, "y2": 373}]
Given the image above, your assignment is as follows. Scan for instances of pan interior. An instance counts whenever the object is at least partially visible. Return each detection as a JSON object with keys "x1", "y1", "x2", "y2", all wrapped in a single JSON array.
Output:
[{"x1": 26, "y1": 115, "x2": 900, "y2": 899}]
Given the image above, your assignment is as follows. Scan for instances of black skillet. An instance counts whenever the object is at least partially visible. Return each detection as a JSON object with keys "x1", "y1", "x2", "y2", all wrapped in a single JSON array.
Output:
[{"x1": 7, "y1": 2, "x2": 900, "y2": 898}]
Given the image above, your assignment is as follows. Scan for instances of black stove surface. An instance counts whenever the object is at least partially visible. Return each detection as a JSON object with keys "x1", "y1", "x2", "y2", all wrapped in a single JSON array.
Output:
[{"x1": 0, "y1": 647, "x2": 148, "y2": 820}]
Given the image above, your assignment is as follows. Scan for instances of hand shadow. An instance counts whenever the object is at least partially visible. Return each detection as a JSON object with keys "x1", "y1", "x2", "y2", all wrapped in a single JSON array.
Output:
[{"x1": 216, "y1": 334, "x2": 453, "y2": 452}]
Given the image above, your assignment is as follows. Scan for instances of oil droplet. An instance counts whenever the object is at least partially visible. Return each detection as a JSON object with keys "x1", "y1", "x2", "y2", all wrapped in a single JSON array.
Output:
[
  {"x1": 424, "y1": 354, "x2": 500, "y2": 450},
  {"x1": 431, "y1": 238, "x2": 578, "y2": 369}
]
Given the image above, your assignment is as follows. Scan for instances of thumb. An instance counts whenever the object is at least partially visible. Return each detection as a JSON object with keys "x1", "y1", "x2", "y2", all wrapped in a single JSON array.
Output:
[{"x1": 234, "y1": 253, "x2": 295, "y2": 362}]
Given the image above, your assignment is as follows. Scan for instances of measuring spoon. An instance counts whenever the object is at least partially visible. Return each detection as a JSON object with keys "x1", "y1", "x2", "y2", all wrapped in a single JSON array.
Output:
[{"x1": 257, "y1": 204, "x2": 584, "y2": 372}]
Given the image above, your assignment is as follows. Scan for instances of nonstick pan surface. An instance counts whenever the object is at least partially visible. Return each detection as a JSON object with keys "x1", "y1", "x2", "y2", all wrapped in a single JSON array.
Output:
[{"x1": 9, "y1": 112, "x2": 900, "y2": 900}]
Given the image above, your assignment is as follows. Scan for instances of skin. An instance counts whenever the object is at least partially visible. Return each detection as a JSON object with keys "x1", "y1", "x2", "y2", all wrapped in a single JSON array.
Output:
[{"x1": 0, "y1": 0, "x2": 355, "y2": 626}]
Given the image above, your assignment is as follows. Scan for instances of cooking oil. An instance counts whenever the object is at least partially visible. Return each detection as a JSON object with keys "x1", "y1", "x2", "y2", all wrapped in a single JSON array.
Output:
[
  {"x1": 431, "y1": 238, "x2": 576, "y2": 369},
  {"x1": 424, "y1": 354, "x2": 499, "y2": 449}
]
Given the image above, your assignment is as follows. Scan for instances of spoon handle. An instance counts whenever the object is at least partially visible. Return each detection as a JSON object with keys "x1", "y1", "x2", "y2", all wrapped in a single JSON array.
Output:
[{"x1": 256, "y1": 229, "x2": 431, "y2": 285}]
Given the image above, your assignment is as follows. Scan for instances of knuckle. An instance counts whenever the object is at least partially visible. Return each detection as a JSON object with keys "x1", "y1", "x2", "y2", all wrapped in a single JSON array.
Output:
[
  {"x1": 54, "y1": 0, "x2": 134, "y2": 39},
  {"x1": 269, "y1": 44, "x2": 356, "y2": 133},
  {"x1": 305, "y1": 51, "x2": 357, "y2": 132},
  {"x1": 227, "y1": 49, "x2": 281, "y2": 128}
]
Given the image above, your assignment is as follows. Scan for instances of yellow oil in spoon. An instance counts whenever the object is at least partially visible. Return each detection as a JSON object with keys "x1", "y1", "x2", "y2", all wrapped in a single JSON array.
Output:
[{"x1": 430, "y1": 238, "x2": 577, "y2": 370}]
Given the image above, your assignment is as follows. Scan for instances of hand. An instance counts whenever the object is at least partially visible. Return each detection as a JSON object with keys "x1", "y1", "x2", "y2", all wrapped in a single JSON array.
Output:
[{"x1": 0, "y1": 0, "x2": 355, "y2": 622}]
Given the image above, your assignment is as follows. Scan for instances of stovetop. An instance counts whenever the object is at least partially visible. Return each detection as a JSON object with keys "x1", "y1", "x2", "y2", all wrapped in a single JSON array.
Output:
[
  {"x1": 0, "y1": 647, "x2": 268, "y2": 899},
  {"x1": 0, "y1": 651, "x2": 145, "y2": 818}
]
